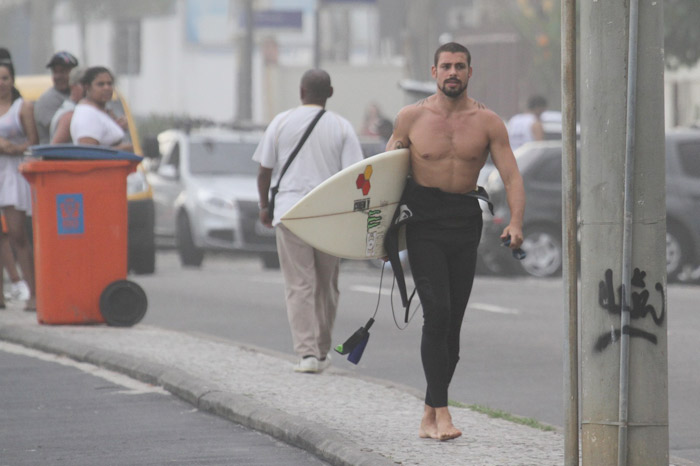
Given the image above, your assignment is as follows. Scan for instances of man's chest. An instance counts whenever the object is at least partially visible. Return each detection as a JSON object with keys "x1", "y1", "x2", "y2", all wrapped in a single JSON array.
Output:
[{"x1": 409, "y1": 114, "x2": 489, "y2": 159}]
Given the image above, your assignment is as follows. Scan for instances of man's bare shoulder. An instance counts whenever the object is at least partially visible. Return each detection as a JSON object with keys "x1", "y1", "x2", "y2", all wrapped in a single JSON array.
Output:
[
  {"x1": 476, "y1": 106, "x2": 507, "y2": 127},
  {"x1": 397, "y1": 96, "x2": 436, "y2": 118}
]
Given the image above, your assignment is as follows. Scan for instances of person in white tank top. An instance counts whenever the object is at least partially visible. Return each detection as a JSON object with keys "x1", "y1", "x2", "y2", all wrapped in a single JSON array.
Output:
[
  {"x1": 507, "y1": 95, "x2": 547, "y2": 151},
  {"x1": 0, "y1": 48, "x2": 39, "y2": 311},
  {"x1": 70, "y1": 66, "x2": 133, "y2": 152}
]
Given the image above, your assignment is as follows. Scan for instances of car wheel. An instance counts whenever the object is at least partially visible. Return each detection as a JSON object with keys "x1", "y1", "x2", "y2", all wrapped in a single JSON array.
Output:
[
  {"x1": 176, "y1": 213, "x2": 204, "y2": 267},
  {"x1": 129, "y1": 243, "x2": 156, "y2": 275},
  {"x1": 666, "y1": 226, "x2": 690, "y2": 282},
  {"x1": 519, "y1": 225, "x2": 562, "y2": 278},
  {"x1": 476, "y1": 247, "x2": 518, "y2": 276},
  {"x1": 261, "y1": 252, "x2": 280, "y2": 269}
]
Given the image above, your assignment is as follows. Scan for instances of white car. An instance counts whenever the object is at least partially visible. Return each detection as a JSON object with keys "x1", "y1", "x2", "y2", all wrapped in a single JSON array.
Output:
[{"x1": 145, "y1": 127, "x2": 279, "y2": 268}]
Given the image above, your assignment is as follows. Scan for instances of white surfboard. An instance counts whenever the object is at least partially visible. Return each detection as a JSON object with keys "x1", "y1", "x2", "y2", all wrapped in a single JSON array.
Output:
[{"x1": 280, "y1": 148, "x2": 410, "y2": 259}]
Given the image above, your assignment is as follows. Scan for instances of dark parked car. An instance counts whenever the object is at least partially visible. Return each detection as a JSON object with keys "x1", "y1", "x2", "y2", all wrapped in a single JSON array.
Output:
[{"x1": 478, "y1": 129, "x2": 700, "y2": 282}]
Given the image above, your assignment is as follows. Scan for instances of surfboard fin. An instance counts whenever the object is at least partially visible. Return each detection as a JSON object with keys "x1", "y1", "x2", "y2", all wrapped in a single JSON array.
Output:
[{"x1": 334, "y1": 318, "x2": 374, "y2": 364}]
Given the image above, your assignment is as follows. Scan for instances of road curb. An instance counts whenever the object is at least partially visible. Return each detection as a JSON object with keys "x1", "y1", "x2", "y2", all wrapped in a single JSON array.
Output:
[{"x1": 0, "y1": 324, "x2": 396, "y2": 466}]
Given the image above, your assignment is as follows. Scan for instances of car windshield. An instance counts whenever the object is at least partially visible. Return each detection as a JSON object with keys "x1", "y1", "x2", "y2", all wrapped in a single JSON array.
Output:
[{"x1": 189, "y1": 140, "x2": 259, "y2": 176}]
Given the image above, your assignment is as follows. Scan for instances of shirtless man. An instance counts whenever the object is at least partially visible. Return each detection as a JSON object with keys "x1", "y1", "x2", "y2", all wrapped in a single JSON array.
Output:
[{"x1": 386, "y1": 42, "x2": 525, "y2": 441}]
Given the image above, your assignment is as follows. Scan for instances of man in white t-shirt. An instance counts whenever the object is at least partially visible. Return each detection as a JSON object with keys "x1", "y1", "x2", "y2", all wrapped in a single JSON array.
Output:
[
  {"x1": 506, "y1": 95, "x2": 547, "y2": 151},
  {"x1": 254, "y1": 69, "x2": 363, "y2": 373}
]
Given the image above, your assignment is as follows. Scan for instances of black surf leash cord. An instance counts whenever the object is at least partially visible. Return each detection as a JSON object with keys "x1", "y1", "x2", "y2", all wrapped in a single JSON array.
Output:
[{"x1": 372, "y1": 261, "x2": 421, "y2": 330}]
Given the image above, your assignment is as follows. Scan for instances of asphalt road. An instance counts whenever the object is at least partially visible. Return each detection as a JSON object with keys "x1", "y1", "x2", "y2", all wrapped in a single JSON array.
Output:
[
  {"x1": 136, "y1": 250, "x2": 700, "y2": 464},
  {"x1": 0, "y1": 341, "x2": 330, "y2": 466}
]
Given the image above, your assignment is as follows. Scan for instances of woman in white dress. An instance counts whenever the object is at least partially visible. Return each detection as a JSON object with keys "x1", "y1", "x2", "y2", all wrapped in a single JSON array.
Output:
[
  {"x1": 70, "y1": 66, "x2": 133, "y2": 152},
  {"x1": 0, "y1": 48, "x2": 39, "y2": 311}
]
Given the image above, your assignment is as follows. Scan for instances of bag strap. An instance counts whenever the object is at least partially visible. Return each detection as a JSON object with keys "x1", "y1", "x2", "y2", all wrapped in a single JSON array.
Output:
[{"x1": 272, "y1": 109, "x2": 326, "y2": 192}]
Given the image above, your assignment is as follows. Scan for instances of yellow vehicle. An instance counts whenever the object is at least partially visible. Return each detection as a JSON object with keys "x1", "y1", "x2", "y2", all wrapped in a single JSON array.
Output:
[{"x1": 15, "y1": 75, "x2": 156, "y2": 274}]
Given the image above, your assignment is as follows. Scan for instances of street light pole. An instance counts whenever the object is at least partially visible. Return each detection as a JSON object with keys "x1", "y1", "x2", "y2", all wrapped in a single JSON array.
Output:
[
  {"x1": 314, "y1": 0, "x2": 322, "y2": 68},
  {"x1": 561, "y1": 0, "x2": 578, "y2": 464},
  {"x1": 237, "y1": 0, "x2": 254, "y2": 122}
]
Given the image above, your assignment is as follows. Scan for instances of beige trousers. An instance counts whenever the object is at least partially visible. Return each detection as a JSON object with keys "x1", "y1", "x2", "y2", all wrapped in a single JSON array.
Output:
[{"x1": 275, "y1": 224, "x2": 340, "y2": 359}]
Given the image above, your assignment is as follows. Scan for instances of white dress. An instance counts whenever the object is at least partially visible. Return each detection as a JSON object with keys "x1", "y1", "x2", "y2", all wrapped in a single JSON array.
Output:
[{"x1": 0, "y1": 98, "x2": 31, "y2": 213}]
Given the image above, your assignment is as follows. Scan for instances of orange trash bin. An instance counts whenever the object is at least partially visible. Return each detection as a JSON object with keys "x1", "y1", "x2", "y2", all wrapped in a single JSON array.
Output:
[{"x1": 20, "y1": 157, "x2": 141, "y2": 325}]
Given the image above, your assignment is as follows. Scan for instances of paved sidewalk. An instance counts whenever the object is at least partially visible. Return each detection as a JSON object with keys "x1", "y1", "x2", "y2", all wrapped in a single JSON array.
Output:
[{"x1": 0, "y1": 309, "x2": 694, "y2": 466}]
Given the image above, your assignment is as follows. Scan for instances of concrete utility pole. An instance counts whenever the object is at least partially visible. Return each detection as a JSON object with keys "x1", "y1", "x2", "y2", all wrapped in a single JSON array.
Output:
[
  {"x1": 580, "y1": 1, "x2": 667, "y2": 465},
  {"x1": 237, "y1": 0, "x2": 254, "y2": 122}
]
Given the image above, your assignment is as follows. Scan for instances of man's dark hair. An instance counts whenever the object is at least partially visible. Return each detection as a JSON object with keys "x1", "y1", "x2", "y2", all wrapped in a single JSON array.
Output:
[
  {"x1": 528, "y1": 95, "x2": 547, "y2": 110},
  {"x1": 434, "y1": 42, "x2": 471, "y2": 67},
  {"x1": 300, "y1": 69, "x2": 332, "y2": 103}
]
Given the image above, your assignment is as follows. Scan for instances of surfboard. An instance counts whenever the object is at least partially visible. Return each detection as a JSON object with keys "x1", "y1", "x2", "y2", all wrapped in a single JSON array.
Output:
[{"x1": 280, "y1": 148, "x2": 410, "y2": 259}]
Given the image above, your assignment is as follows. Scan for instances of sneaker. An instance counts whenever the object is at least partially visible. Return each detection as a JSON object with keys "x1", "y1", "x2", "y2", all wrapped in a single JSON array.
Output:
[
  {"x1": 318, "y1": 354, "x2": 331, "y2": 372},
  {"x1": 10, "y1": 280, "x2": 30, "y2": 301},
  {"x1": 293, "y1": 356, "x2": 320, "y2": 373}
]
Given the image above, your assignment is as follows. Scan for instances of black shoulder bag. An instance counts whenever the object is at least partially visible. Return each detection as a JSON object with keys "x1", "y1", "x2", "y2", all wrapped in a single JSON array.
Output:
[{"x1": 268, "y1": 109, "x2": 326, "y2": 221}]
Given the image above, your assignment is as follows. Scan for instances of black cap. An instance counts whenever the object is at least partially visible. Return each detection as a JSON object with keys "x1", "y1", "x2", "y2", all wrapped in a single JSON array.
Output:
[{"x1": 46, "y1": 51, "x2": 78, "y2": 69}]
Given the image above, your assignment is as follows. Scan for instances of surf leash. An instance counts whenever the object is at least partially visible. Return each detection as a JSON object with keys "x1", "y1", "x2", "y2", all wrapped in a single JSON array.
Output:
[
  {"x1": 383, "y1": 261, "x2": 421, "y2": 330},
  {"x1": 333, "y1": 262, "x2": 386, "y2": 364}
]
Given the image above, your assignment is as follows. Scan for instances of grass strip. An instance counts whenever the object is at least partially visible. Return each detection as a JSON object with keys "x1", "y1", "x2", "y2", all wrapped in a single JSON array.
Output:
[{"x1": 449, "y1": 400, "x2": 556, "y2": 432}]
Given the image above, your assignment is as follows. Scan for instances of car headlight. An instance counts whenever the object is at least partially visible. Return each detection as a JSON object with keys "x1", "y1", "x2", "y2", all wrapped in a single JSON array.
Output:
[
  {"x1": 127, "y1": 171, "x2": 149, "y2": 196},
  {"x1": 197, "y1": 190, "x2": 236, "y2": 214}
]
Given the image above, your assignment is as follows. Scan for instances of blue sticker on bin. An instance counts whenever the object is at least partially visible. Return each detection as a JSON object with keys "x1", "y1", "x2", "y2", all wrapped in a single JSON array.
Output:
[{"x1": 56, "y1": 194, "x2": 84, "y2": 235}]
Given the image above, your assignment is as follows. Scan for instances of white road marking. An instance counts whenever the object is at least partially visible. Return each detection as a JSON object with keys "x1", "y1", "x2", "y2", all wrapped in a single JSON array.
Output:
[
  {"x1": 349, "y1": 287, "x2": 520, "y2": 315},
  {"x1": 0, "y1": 341, "x2": 169, "y2": 395},
  {"x1": 252, "y1": 276, "x2": 286, "y2": 285},
  {"x1": 468, "y1": 303, "x2": 520, "y2": 315}
]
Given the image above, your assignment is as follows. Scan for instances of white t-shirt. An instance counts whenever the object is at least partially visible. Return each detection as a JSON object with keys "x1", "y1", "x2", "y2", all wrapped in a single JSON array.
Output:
[
  {"x1": 507, "y1": 112, "x2": 537, "y2": 151},
  {"x1": 253, "y1": 105, "x2": 364, "y2": 226},
  {"x1": 70, "y1": 103, "x2": 126, "y2": 147}
]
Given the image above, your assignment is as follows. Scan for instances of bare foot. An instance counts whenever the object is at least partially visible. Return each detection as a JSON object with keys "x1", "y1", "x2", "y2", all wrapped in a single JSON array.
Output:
[
  {"x1": 435, "y1": 407, "x2": 462, "y2": 441},
  {"x1": 418, "y1": 405, "x2": 438, "y2": 439}
]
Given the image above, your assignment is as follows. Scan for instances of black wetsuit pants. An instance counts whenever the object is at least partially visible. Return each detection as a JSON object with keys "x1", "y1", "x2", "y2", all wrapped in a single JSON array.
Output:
[{"x1": 407, "y1": 210, "x2": 482, "y2": 408}]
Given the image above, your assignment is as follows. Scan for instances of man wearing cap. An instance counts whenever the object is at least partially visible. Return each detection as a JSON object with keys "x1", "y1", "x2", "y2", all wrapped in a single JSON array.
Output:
[{"x1": 34, "y1": 51, "x2": 79, "y2": 144}]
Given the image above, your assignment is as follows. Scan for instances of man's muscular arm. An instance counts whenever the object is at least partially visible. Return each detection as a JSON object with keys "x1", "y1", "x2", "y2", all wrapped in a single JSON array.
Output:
[
  {"x1": 386, "y1": 106, "x2": 413, "y2": 151},
  {"x1": 488, "y1": 115, "x2": 525, "y2": 249}
]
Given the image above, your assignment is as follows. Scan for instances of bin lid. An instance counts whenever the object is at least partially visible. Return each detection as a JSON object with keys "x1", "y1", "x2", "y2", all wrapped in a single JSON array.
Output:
[{"x1": 30, "y1": 144, "x2": 143, "y2": 162}]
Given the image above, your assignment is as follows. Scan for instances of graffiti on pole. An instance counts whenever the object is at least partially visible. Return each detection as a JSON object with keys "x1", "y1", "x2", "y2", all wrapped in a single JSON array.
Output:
[{"x1": 594, "y1": 267, "x2": 665, "y2": 352}]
